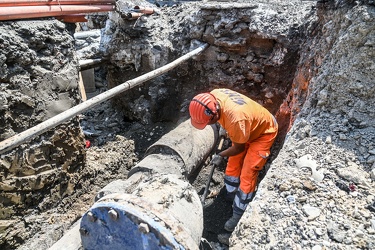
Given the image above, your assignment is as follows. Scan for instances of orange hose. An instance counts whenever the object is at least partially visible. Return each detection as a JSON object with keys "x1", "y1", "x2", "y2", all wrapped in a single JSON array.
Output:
[
  {"x1": 0, "y1": 5, "x2": 115, "y2": 21},
  {"x1": 0, "y1": 0, "x2": 115, "y2": 6}
]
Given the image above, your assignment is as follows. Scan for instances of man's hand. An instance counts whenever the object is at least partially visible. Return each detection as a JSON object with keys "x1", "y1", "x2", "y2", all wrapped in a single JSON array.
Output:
[{"x1": 210, "y1": 154, "x2": 223, "y2": 166}]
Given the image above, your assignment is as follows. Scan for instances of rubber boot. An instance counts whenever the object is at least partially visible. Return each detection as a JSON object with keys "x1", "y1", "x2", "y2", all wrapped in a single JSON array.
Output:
[
  {"x1": 224, "y1": 190, "x2": 236, "y2": 203},
  {"x1": 217, "y1": 233, "x2": 231, "y2": 246},
  {"x1": 224, "y1": 212, "x2": 242, "y2": 232}
]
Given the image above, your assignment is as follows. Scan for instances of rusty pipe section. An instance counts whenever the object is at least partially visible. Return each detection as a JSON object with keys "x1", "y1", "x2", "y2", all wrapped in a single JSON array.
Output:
[
  {"x1": 56, "y1": 14, "x2": 88, "y2": 23},
  {"x1": 124, "y1": 6, "x2": 155, "y2": 20},
  {"x1": 50, "y1": 120, "x2": 218, "y2": 249},
  {"x1": 133, "y1": 5, "x2": 154, "y2": 14},
  {"x1": 125, "y1": 12, "x2": 143, "y2": 20},
  {"x1": 0, "y1": 4, "x2": 115, "y2": 21},
  {"x1": 0, "y1": 0, "x2": 115, "y2": 6}
]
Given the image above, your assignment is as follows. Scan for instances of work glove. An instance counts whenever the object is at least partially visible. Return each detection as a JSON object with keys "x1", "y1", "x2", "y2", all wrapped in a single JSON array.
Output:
[{"x1": 210, "y1": 154, "x2": 223, "y2": 166}]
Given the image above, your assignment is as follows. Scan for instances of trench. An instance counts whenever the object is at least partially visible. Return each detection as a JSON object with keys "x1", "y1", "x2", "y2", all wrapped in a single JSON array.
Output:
[
  {"x1": 2, "y1": 1, "x2": 374, "y2": 249},
  {"x1": 95, "y1": 27, "x2": 293, "y2": 247},
  {"x1": 59, "y1": 32, "x2": 293, "y2": 248},
  {"x1": 43, "y1": 32, "x2": 293, "y2": 248}
]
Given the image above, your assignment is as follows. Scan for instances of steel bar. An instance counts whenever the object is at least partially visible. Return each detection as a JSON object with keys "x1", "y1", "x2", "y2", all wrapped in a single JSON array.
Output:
[
  {"x1": 0, "y1": 5, "x2": 115, "y2": 21},
  {"x1": 201, "y1": 136, "x2": 225, "y2": 205},
  {"x1": 0, "y1": 0, "x2": 115, "y2": 6},
  {"x1": 56, "y1": 14, "x2": 88, "y2": 23},
  {"x1": 0, "y1": 43, "x2": 209, "y2": 154}
]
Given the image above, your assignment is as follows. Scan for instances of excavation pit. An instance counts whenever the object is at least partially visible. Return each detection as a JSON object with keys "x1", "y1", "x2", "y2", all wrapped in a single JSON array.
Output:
[{"x1": 1, "y1": 0, "x2": 374, "y2": 249}]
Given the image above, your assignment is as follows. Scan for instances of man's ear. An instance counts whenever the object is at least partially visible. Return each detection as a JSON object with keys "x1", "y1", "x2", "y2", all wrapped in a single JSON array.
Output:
[{"x1": 215, "y1": 103, "x2": 220, "y2": 116}]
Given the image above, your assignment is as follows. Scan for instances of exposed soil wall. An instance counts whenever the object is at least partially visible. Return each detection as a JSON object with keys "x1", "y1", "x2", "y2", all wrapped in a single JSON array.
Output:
[
  {"x1": 231, "y1": 1, "x2": 375, "y2": 249},
  {"x1": 0, "y1": 20, "x2": 86, "y2": 228},
  {"x1": 104, "y1": 0, "x2": 314, "y2": 132}
]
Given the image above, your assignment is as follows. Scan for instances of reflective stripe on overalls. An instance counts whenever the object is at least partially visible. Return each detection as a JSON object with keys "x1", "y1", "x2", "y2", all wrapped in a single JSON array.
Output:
[{"x1": 233, "y1": 188, "x2": 254, "y2": 215}]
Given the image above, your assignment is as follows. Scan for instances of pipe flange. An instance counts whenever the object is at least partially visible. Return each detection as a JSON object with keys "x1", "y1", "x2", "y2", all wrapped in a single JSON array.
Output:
[{"x1": 80, "y1": 193, "x2": 199, "y2": 250}]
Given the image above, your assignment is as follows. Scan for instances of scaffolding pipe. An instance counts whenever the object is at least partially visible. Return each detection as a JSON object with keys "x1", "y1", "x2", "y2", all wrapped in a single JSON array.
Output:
[
  {"x1": 0, "y1": 5, "x2": 115, "y2": 21},
  {"x1": 0, "y1": 43, "x2": 209, "y2": 155},
  {"x1": 0, "y1": 0, "x2": 115, "y2": 6}
]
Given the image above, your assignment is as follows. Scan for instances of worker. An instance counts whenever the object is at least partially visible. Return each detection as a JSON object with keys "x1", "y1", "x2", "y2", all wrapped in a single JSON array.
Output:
[{"x1": 189, "y1": 88, "x2": 278, "y2": 236}]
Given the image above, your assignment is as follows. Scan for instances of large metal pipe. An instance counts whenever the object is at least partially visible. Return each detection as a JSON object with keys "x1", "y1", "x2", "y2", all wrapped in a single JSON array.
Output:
[
  {"x1": 0, "y1": 0, "x2": 115, "y2": 6},
  {"x1": 50, "y1": 120, "x2": 219, "y2": 250},
  {"x1": 0, "y1": 5, "x2": 115, "y2": 21}
]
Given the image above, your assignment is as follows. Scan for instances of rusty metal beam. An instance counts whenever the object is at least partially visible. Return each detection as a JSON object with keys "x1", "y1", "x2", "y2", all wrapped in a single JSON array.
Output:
[
  {"x1": 0, "y1": 0, "x2": 115, "y2": 6},
  {"x1": 0, "y1": 5, "x2": 115, "y2": 21}
]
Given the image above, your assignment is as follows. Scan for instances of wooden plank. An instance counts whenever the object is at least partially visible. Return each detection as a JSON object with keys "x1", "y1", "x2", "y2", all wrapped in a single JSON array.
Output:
[{"x1": 78, "y1": 71, "x2": 87, "y2": 101}]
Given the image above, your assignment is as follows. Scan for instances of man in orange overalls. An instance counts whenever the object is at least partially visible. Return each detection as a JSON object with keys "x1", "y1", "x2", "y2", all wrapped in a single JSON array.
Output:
[{"x1": 189, "y1": 88, "x2": 278, "y2": 234}]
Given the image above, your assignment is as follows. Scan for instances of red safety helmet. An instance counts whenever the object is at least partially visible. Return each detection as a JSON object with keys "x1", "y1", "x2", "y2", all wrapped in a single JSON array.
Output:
[{"x1": 189, "y1": 93, "x2": 217, "y2": 130}]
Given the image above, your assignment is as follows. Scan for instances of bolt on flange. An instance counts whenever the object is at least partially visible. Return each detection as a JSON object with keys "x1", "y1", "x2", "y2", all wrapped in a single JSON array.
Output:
[
  {"x1": 87, "y1": 211, "x2": 97, "y2": 222},
  {"x1": 79, "y1": 227, "x2": 89, "y2": 236},
  {"x1": 108, "y1": 208, "x2": 118, "y2": 220}
]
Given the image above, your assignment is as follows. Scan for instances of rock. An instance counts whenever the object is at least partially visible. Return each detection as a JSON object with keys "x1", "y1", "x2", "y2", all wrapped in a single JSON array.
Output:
[
  {"x1": 302, "y1": 204, "x2": 321, "y2": 221},
  {"x1": 336, "y1": 162, "x2": 370, "y2": 185},
  {"x1": 295, "y1": 154, "x2": 324, "y2": 182},
  {"x1": 327, "y1": 223, "x2": 346, "y2": 243}
]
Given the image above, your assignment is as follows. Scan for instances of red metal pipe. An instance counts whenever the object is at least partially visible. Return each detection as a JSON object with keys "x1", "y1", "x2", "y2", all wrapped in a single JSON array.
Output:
[
  {"x1": 56, "y1": 14, "x2": 87, "y2": 23},
  {"x1": 0, "y1": 0, "x2": 115, "y2": 6},
  {"x1": 126, "y1": 12, "x2": 143, "y2": 20},
  {"x1": 0, "y1": 5, "x2": 115, "y2": 21},
  {"x1": 133, "y1": 6, "x2": 154, "y2": 15}
]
